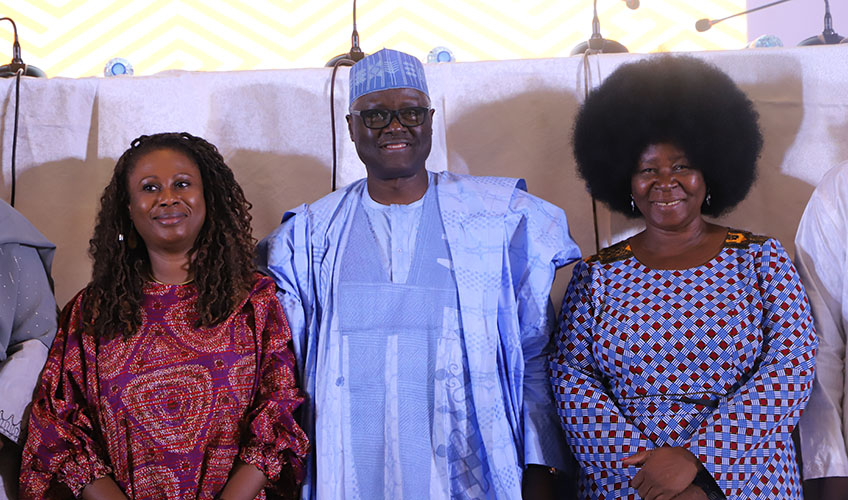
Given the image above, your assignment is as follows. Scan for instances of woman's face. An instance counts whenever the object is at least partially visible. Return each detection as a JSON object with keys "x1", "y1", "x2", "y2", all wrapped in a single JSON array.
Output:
[
  {"x1": 127, "y1": 148, "x2": 206, "y2": 256},
  {"x1": 631, "y1": 142, "x2": 706, "y2": 232}
]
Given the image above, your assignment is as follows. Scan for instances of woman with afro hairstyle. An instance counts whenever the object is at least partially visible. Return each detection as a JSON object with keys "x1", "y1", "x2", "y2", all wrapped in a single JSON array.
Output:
[
  {"x1": 549, "y1": 56, "x2": 817, "y2": 500},
  {"x1": 20, "y1": 132, "x2": 309, "y2": 499}
]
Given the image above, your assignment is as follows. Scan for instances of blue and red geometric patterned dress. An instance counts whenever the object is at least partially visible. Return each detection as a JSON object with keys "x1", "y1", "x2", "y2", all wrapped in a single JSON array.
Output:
[{"x1": 550, "y1": 231, "x2": 817, "y2": 499}]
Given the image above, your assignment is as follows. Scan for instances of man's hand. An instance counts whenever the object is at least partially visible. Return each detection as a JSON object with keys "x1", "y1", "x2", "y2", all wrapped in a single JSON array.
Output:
[
  {"x1": 216, "y1": 461, "x2": 268, "y2": 500},
  {"x1": 803, "y1": 476, "x2": 848, "y2": 500},
  {"x1": 672, "y1": 484, "x2": 709, "y2": 500},
  {"x1": 622, "y1": 446, "x2": 700, "y2": 500},
  {"x1": 82, "y1": 476, "x2": 129, "y2": 500},
  {"x1": 522, "y1": 464, "x2": 557, "y2": 500}
]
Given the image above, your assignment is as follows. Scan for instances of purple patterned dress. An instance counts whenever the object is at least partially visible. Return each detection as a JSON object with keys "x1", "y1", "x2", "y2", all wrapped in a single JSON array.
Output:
[
  {"x1": 550, "y1": 230, "x2": 817, "y2": 499},
  {"x1": 20, "y1": 274, "x2": 309, "y2": 499}
]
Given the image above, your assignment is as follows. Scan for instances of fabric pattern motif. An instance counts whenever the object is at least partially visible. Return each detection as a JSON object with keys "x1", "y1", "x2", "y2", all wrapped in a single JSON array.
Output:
[
  {"x1": 349, "y1": 48, "x2": 429, "y2": 105},
  {"x1": 341, "y1": 186, "x2": 492, "y2": 499},
  {"x1": 551, "y1": 231, "x2": 816, "y2": 499},
  {"x1": 20, "y1": 275, "x2": 308, "y2": 499}
]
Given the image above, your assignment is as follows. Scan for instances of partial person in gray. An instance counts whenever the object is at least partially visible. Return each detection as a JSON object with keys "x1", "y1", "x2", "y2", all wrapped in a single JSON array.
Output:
[{"x1": 0, "y1": 199, "x2": 58, "y2": 500}]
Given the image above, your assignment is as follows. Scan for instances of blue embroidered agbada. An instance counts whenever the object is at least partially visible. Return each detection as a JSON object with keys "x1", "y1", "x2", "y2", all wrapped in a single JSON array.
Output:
[{"x1": 258, "y1": 171, "x2": 580, "y2": 499}]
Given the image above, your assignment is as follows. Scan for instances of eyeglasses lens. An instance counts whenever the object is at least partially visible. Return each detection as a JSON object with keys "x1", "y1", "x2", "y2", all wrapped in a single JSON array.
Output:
[{"x1": 360, "y1": 107, "x2": 428, "y2": 129}]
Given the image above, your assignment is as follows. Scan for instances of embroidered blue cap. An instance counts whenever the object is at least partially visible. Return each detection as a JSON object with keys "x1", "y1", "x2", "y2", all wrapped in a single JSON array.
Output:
[{"x1": 349, "y1": 48, "x2": 429, "y2": 107}]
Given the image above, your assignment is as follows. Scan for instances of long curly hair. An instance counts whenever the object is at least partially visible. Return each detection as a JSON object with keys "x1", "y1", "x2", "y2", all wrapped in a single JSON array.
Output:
[
  {"x1": 84, "y1": 132, "x2": 256, "y2": 338},
  {"x1": 572, "y1": 55, "x2": 763, "y2": 218}
]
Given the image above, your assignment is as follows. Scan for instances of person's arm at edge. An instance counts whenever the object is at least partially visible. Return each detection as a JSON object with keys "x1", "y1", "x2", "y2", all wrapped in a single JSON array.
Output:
[
  {"x1": 0, "y1": 243, "x2": 58, "y2": 444},
  {"x1": 505, "y1": 190, "x2": 581, "y2": 499},
  {"x1": 216, "y1": 461, "x2": 268, "y2": 500},
  {"x1": 682, "y1": 239, "x2": 816, "y2": 498},
  {"x1": 233, "y1": 278, "x2": 309, "y2": 496},
  {"x1": 794, "y1": 169, "x2": 848, "y2": 497},
  {"x1": 19, "y1": 291, "x2": 115, "y2": 499},
  {"x1": 82, "y1": 476, "x2": 128, "y2": 500},
  {"x1": 550, "y1": 258, "x2": 658, "y2": 493}
]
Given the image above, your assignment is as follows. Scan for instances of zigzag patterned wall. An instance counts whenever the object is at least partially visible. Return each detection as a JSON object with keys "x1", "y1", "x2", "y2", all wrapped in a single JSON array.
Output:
[{"x1": 1, "y1": 1, "x2": 747, "y2": 78}]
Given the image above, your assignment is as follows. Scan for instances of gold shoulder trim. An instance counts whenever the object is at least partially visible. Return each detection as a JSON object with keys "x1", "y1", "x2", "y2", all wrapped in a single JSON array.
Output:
[
  {"x1": 592, "y1": 239, "x2": 634, "y2": 264},
  {"x1": 725, "y1": 229, "x2": 769, "y2": 249}
]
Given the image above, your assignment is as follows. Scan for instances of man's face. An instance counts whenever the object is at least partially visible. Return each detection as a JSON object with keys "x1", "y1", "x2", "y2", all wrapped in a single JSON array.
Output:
[{"x1": 347, "y1": 87, "x2": 435, "y2": 181}]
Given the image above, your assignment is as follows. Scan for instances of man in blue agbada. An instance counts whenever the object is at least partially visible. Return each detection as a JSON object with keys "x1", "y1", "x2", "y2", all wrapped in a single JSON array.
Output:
[{"x1": 258, "y1": 48, "x2": 580, "y2": 499}]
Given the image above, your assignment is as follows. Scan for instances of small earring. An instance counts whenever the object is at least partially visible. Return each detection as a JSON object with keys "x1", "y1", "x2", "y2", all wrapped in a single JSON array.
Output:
[
  {"x1": 630, "y1": 195, "x2": 636, "y2": 212},
  {"x1": 118, "y1": 233, "x2": 125, "y2": 242},
  {"x1": 705, "y1": 193, "x2": 712, "y2": 207}
]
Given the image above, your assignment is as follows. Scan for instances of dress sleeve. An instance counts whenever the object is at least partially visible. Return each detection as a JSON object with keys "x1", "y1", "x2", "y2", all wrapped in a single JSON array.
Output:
[
  {"x1": 19, "y1": 291, "x2": 112, "y2": 499},
  {"x1": 550, "y1": 259, "x2": 656, "y2": 493},
  {"x1": 506, "y1": 189, "x2": 581, "y2": 470},
  {"x1": 238, "y1": 278, "x2": 309, "y2": 491},
  {"x1": 794, "y1": 169, "x2": 848, "y2": 479},
  {"x1": 684, "y1": 239, "x2": 817, "y2": 497}
]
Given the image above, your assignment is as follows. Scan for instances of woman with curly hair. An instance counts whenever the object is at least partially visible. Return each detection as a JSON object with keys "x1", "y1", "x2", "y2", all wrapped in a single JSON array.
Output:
[
  {"x1": 550, "y1": 56, "x2": 817, "y2": 500},
  {"x1": 20, "y1": 132, "x2": 309, "y2": 499}
]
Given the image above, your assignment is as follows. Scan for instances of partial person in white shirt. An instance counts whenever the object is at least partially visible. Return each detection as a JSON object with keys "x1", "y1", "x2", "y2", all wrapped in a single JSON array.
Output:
[{"x1": 796, "y1": 160, "x2": 848, "y2": 500}]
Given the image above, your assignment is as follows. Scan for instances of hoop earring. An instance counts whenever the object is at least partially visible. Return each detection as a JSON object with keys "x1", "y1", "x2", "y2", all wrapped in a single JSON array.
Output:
[
  {"x1": 705, "y1": 193, "x2": 712, "y2": 207},
  {"x1": 630, "y1": 195, "x2": 636, "y2": 213}
]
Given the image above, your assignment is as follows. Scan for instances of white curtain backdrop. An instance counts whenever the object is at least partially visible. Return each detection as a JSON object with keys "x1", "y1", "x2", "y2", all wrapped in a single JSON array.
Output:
[{"x1": 2, "y1": 44, "x2": 847, "y2": 307}]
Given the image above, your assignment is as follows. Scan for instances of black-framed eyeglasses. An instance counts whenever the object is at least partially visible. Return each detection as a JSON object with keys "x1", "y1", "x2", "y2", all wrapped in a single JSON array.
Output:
[{"x1": 350, "y1": 107, "x2": 431, "y2": 129}]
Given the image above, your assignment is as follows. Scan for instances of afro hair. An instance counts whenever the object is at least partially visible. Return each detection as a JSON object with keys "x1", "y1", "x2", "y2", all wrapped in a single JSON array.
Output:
[{"x1": 572, "y1": 55, "x2": 763, "y2": 217}]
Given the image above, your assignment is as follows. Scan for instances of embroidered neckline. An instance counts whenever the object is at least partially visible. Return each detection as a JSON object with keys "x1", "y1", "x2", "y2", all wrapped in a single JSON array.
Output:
[{"x1": 588, "y1": 229, "x2": 768, "y2": 265}]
